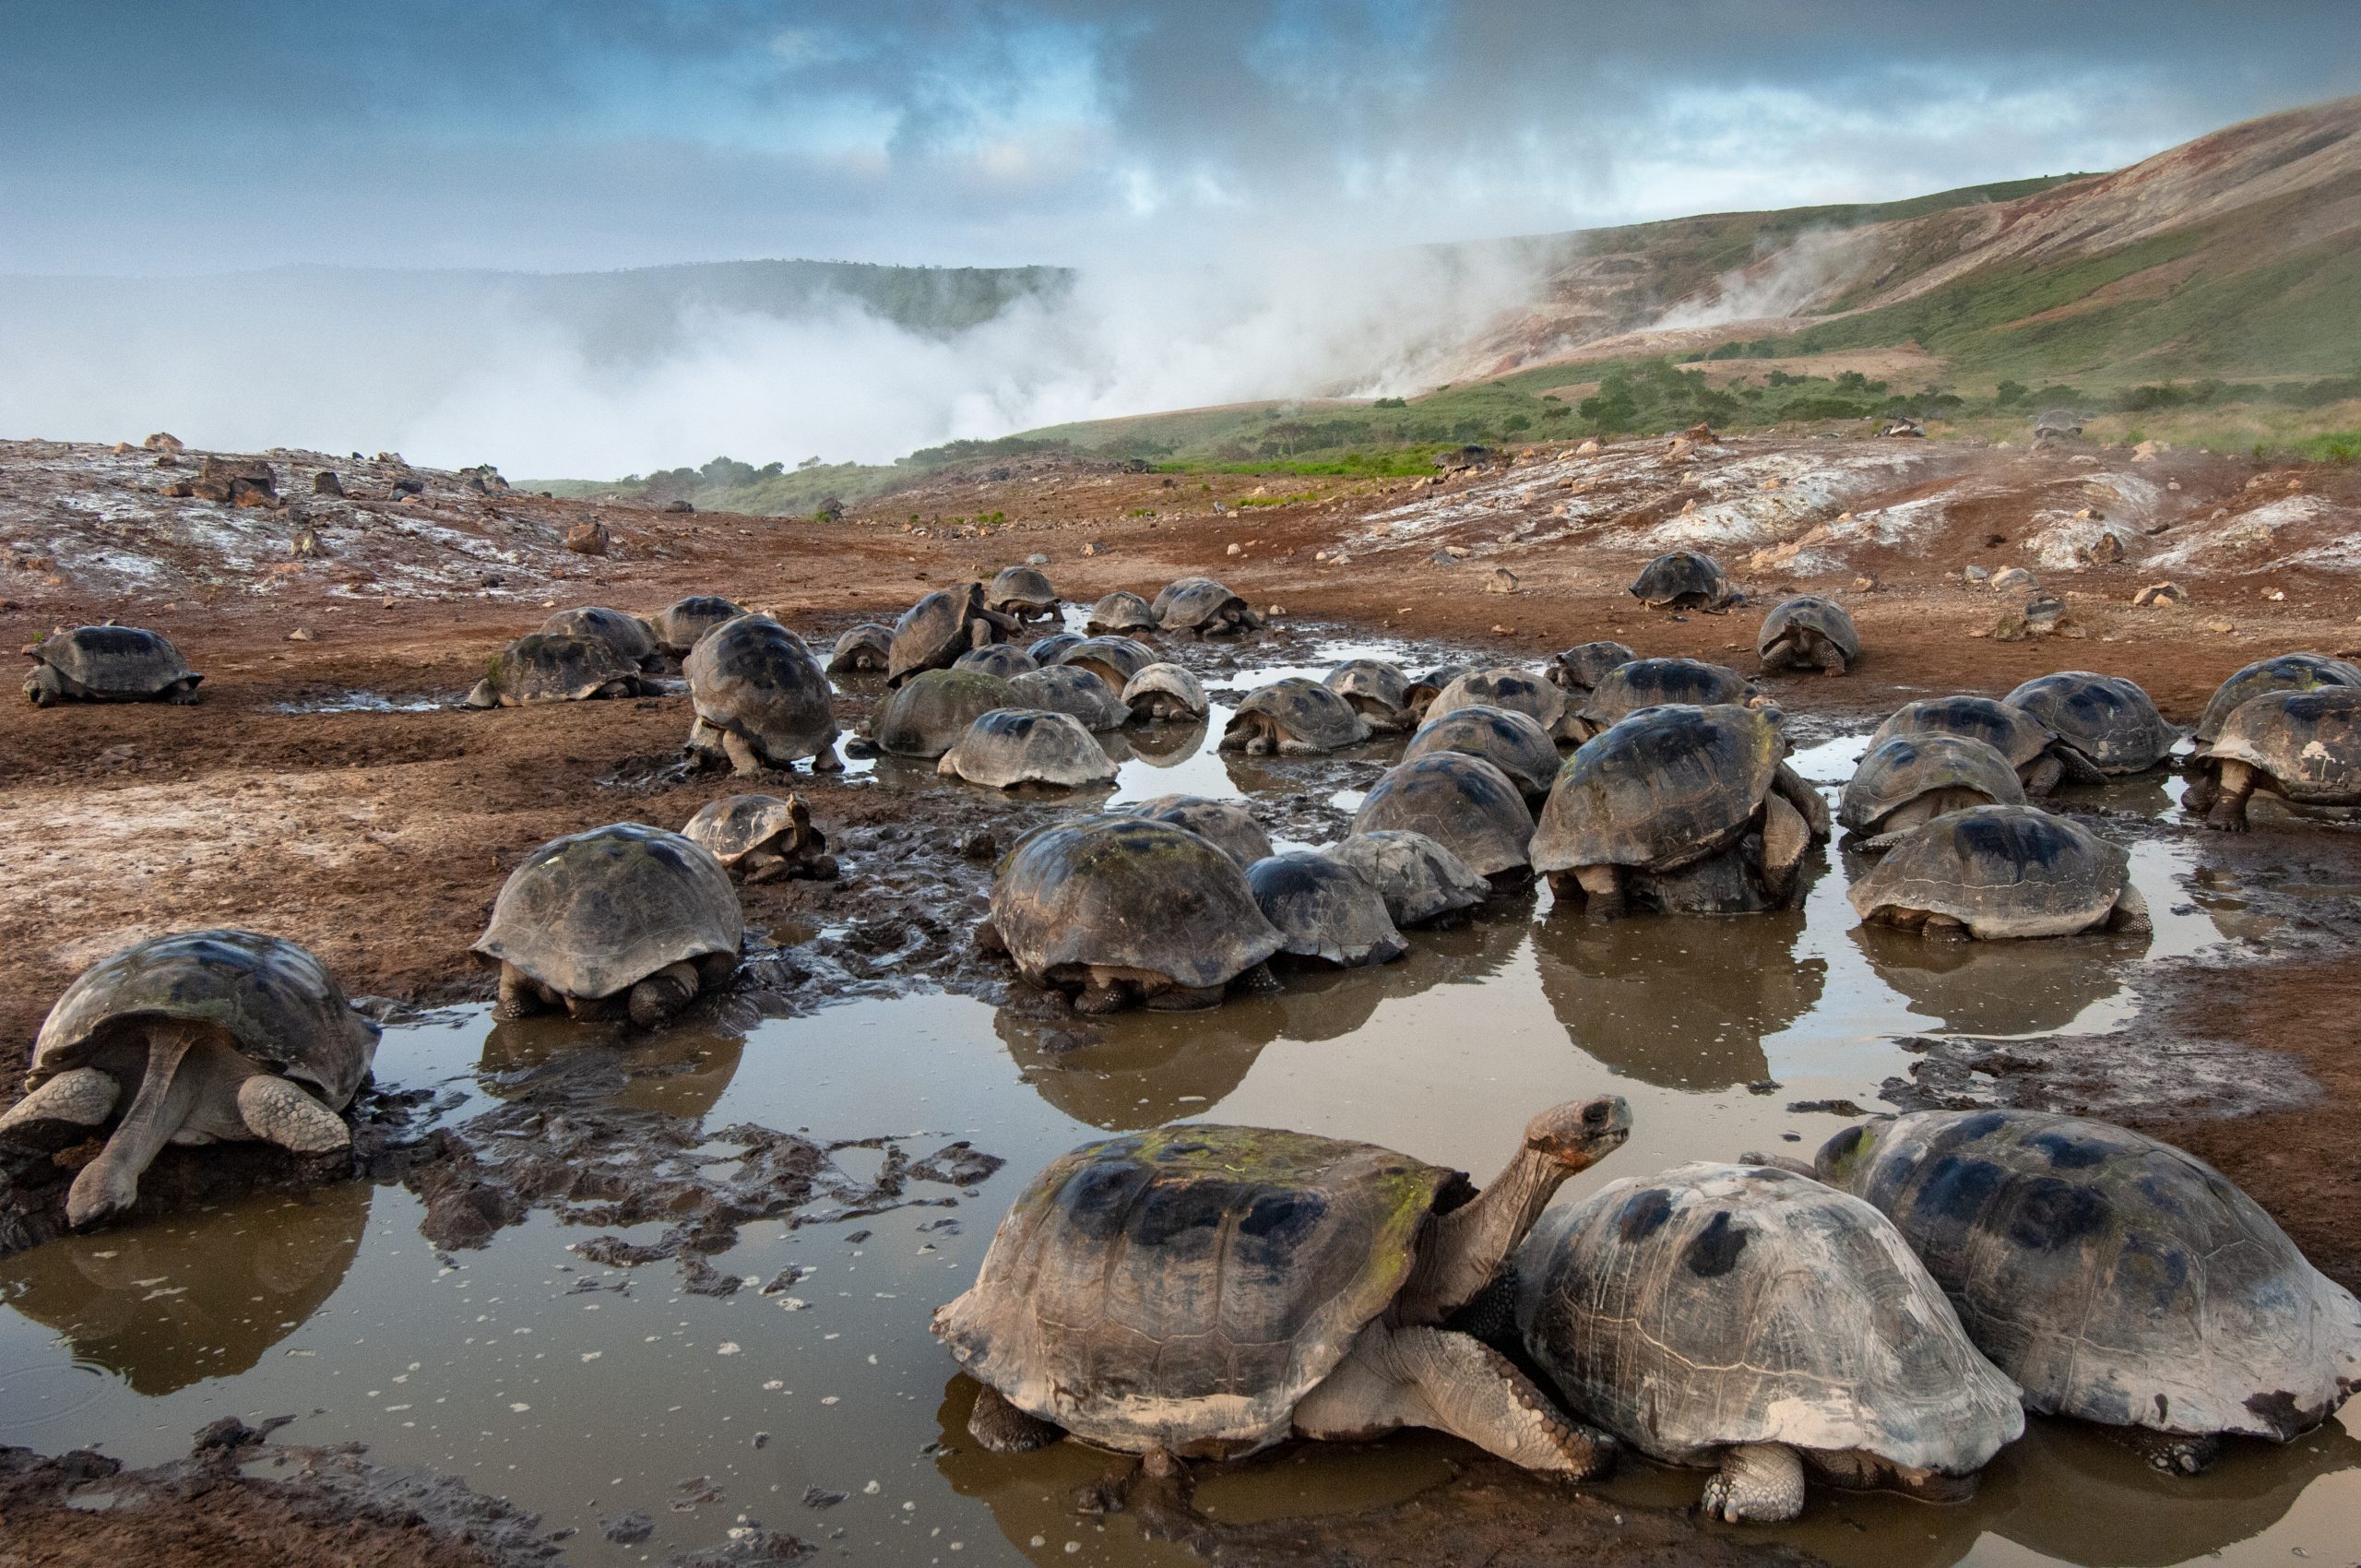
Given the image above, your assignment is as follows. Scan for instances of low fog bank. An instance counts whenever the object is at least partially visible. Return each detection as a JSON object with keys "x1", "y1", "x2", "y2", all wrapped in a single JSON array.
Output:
[{"x1": 0, "y1": 244, "x2": 1548, "y2": 478}]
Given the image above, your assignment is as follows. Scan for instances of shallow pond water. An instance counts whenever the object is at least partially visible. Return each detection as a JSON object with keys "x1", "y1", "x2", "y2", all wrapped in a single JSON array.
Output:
[{"x1": 7, "y1": 636, "x2": 2358, "y2": 1567}]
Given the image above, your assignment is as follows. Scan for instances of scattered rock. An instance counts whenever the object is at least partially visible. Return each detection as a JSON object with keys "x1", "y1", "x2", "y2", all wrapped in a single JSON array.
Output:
[
  {"x1": 1852, "y1": 575, "x2": 1880, "y2": 593},
  {"x1": 142, "y1": 432, "x2": 184, "y2": 452},
  {"x1": 2264, "y1": 588, "x2": 2287, "y2": 602},
  {"x1": 2131, "y1": 438, "x2": 2169, "y2": 462},
  {"x1": 1786, "y1": 1099, "x2": 1867, "y2": 1117},
  {"x1": 286, "y1": 626, "x2": 314, "y2": 643},
  {"x1": 1484, "y1": 567, "x2": 1518, "y2": 595},
  {"x1": 603, "y1": 1511, "x2": 655, "y2": 1544},
  {"x1": 1267, "y1": 604, "x2": 1286, "y2": 617},
  {"x1": 564, "y1": 521, "x2": 611, "y2": 556},
  {"x1": 1025, "y1": 552, "x2": 1049, "y2": 566},
  {"x1": 1989, "y1": 565, "x2": 2036, "y2": 593},
  {"x1": 1575, "y1": 438, "x2": 1601, "y2": 456},
  {"x1": 2023, "y1": 596, "x2": 2069, "y2": 635},
  {"x1": 801, "y1": 1487, "x2": 846, "y2": 1509},
  {"x1": 1962, "y1": 564, "x2": 1991, "y2": 585},
  {"x1": 2133, "y1": 581, "x2": 2186, "y2": 607},
  {"x1": 312, "y1": 469, "x2": 344, "y2": 497},
  {"x1": 1226, "y1": 542, "x2": 1243, "y2": 557},
  {"x1": 1080, "y1": 541, "x2": 1100, "y2": 557},
  {"x1": 662, "y1": 499, "x2": 694, "y2": 514},
  {"x1": 2203, "y1": 618, "x2": 2237, "y2": 634}
]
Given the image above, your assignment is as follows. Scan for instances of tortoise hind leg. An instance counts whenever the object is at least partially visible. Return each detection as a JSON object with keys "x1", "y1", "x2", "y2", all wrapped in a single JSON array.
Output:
[
  {"x1": 967, "y1": 1384, "x2": 1064, "y2": 1453},
  {"x1": 1293, "y1": 1324, "x2": 1614, "y2": 1478},
  {"x1": 1702, "y1": 1443, "x2": 1807, "y2": 1523},
  {"x1": 64, "y1": 1022, "x2": 207, "y2": 1229},
  {"x1": 627, "y1": 961, "x2": 702, "y2": 1029}
]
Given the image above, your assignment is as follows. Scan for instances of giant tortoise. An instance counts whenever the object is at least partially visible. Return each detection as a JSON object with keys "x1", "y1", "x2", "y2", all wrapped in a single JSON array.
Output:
[
  {"x1": 1629, "y1": 552, "x2": 1735, "y2": 611},
  {"x1": 933, "y1": 1096, "x2": 1633, "y2": 1469},
  {"x1": 873, "y1": 669, "x2": 1020, "y2": 758},
  {"x1": 465, "y1": 633, "x2": 647, "y2": 708},
  {"x1": 1757, "y1": 596, "x2": 1860, "y2": 676},
  {"x1": 2186, "y1": 685, "x2": 2361, "y2": 831},
  {"x1": 1351, "y1": 754, "x2": 1535, "y2": 884},
  {"x1": 474, "y1": 823, "x2": 742, "y2": 1029},
  {"x1": 1838, "y1": 733, "x2": 2028, "y2": 843},
  {"x1": 1502, "y1": 1161, "x2": 2022, "y2": 1521},
  {"x1": 2003, "y1": 671, "x2": 2177, "y2": 777},
  {"x1": 2192, "y1": 653, "x2": 2361, "y2": 744},
  {"x1": 23, "y1": 625, "x2": 204, "y2": 707},
  {"x1": 1246, "y1": 850, "x2": 1407, "y2": 968},
  {"x1": 1868, "y1": 695, "x2": 2073, "y2": 796},
  {"x1": 1805, "y1": 1110, "x2": 2361, "y2": 1471},
  {"x1": 1221, "y1": 679, "x2": 1371, "y2": 754},
  {"x1": 683, "y1": 614, "x2": 841, "y2": 774},
  {"x1": 938, "y1": 709, "x2": 1118, "y2": 790},
  {"x1": 1845, "y1": 804, "x2": 2147, "y2": 938},
  {"x1": 0, "y1": 931, "x2": 378, "y2": 1229}
]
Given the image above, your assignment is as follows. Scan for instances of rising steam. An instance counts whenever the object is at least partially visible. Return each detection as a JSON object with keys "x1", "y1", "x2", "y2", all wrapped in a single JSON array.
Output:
[
  {"x1": 0, "y1": 243, "x2": 1547, "y2": 477},
  {"x1": 1648, "y1": 229, "x2": 1868, "y2": 331}
]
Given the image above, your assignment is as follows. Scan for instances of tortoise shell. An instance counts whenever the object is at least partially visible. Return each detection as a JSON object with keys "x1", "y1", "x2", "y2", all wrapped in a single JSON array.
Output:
[
  {"x1": 1323, "y1": 660, "x2": 1414, "y2": 726},
  {"x1": 1629, "y1": 552, "x2": 1734, "y2": 609},
  {"x1": 889, "y1": 584, "x2": 998, "y2": 685},
  {"x1": 31, "y1": 929, "x2": 377, "y2": 1110},
  {"x1": 2003, "y1": 672, "x2": 2177, "y2": 775},
  {"x1": 2204, "y1": 685, "x2": 2361, "y2": 805},
  {"x1": 1351, "y1": 754, "x2": 1535, "y2": 881},
  {"x1": 986, "y1": 814, "x2": 1282, "y2": 992},
  {"x1": 1428, "y1": 669, "x2": 1568, "y2": 736},
  {"x1": 24, "y1": 625, "x2": 201, "y2": 699},
  {"x1": 1245, "y1": 851, "x2": 1406, "y2": 968},
  {"x1": 1869, "y1": 696, "x2": 2060, "y2": 774},
  {"x1": 1839, "y1": 734, "x2": 2027, "y2": 835},
  {"x1": 933, "y1": 1123, "x2": 1461, "y2": 1455},
  {"x1": 540, "y1": 606, "x2": 658, "y2": 669},
  {"x1": 1159, "y1": 577, "x2": 1259, "y2": 635},
  {"x1": 953, "y1": 644, "x2": 1039, "y2": 680},
  {"x1": 938, "y1": 709, "x2": 1118, "y2": 790},
  {"x1": 652, "y1": 596, "x2": 747, "y2": 659},
  {"x1": 1815, "y1": 1110, "x2": 2361, "y2": 1440},
  {"x1": 1577, "y1": 659, "x2": 1751, "y2": 732},
  {"x1": 1325, "y1": 830, "x2": 1489, "y2": 926},
  {"x1": 2193, "y1": 654, "x2": 2361, "y2": 743},
  {"x1": 874, "y1": 669, "x2": 1020, "y2": 757},
  {"x1": 1401, "y1": 704, "x2": 1561, "y2": 798},
  {"x1": 474, "y1": 823, "x2": 742, "y2": 1002},
  {"x1": 1514, "y1": 1161, "x2": 2022, "y2": 1471},
  {"x1": 1845, "y1": 804, "x2": 2129, "y2": 938},
  {"x1": 987, "y1": 564, "x2": 1059, "y2": 617},
  {"x1": 1121, "y1": 662, "x2": 1209, "y2": 721},
  {"x1": 826, "y1": 623, "x2": 895, "y2": 673},
  {"x1": 1056, "y1": 636, "x2": 1157, "y2": 691},
  {"x1": 682, "y1": 792, "x2": 819, "y2": 872},
  {"x1": 473, "y1": 633, "x2": 640, "y2": 706},
  {"x1": 1758, "y1": 596, "x2": 1860, "y2": 668},
  {"x1": 1544, "y1": 641, "x2": 1636, "y2": 695},
  {"x1": 1086, "y1": 591, "x2": 1160, "y2": 635},
  {"x1": 1221, "y1": 679, "x2": 1371, "y2": 753},
  {"x1": 1531, "y1": 704, "x2": 1782, "y2": 875},
  {"x1": 1028, "y1": 632, "x2": 1085, "y2": 664},
  {"x1": 1010, "y1": 665, "x2": 1127, "y2": 731},
  {"x1": 684, "y1": 614, "x2": 838, "y2": 766},
  {"x1": 1116, "y1": 795, "x2": 1273, "y2": 870}
]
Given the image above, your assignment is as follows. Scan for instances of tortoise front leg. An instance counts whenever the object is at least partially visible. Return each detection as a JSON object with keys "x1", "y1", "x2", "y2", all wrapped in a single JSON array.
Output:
[
  {"x1": 1293, "y1": 1325, "x2": 1615, "y2": 1478},
  {"x1": 2202, "y1": 760, "x2": 2256, "y2": 832},
  {"x1": 2023, "y1": 754, "x2": 2065, "y2": 797},
  {"x1": 495, "y1": 961, "x2": 547, "y2": 1019},
  {"x1": 238, "y1": 1075, "x2": 352, "y2": 1154},
  {"x1": 65, "y1": 1021, "x2": 206, "y2": 1229},
  {"x1": 1702, "y1": 1443, "x2": 1807, "y2": 1523},
  {"x1": 627, "y1": 960, "x2": 702, "y2": 1029}
]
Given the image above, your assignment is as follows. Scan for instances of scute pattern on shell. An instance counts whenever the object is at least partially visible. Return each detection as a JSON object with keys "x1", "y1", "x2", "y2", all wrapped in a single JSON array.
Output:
[
  {"x1": 1246, "y1": 851, "x2": 1406, "y2": 967},
  {"x1": 1839, "y1": 734, "x2": 2027, "y2": 834},
  {"x1": 1869, "y1": 696, "x2": 2058, "y2": 772},
  {"x1": 32, "y1": 929, "x2": 378, "y2": 1109},
  {"x1": 1323, "y1": 659, "x2": 1413, "y2": 726},
  {"x1": 1630, "y1": 552, "x2": 1734, "y2": 608},
  {"x1": 1758, "y1": 596, "x2": 1860, "y2": 668},
  {"x1": 1427, "y1": 669, "x2": 1567, "y2": 736},
  {"x1": 1514, "y1": 1162, "x2": 2023, "y2": 1472},
  {"x1": 1121, "y1": 662, "x2": 1209, "y2": 720},
  {"x1": 1351, "y1": 754, "x2": 1535, "y2": 881},
  {"x1": 889, "y1": 585, "x2": 998, "y2": 685},
  {"x1": 932, "y1": 1123, "x2": 1457, "y2": 1455},
  {"x1": 2003, "y1": 671, "x2": 2177, "y2": 775},
  {"x1": 1056, "y1": 636, "x2": 1157, "y2": 690},
  {"x1": 478, "y1": 634, "x2": 638, "y2": 705},
  {"x1": 2205, "y1": 685, "x2": 2361, "y2": 805},
  {"x1": 682, "y1": 793, "x2": 813, "y2": 870},
  {"x1": 25, "y1": 625, "x2": 200, "y2": 697},
  {"x1": 1325, "y1": 830, "x2": 1489, "y2": 926},
  {"x1": 1816, "y1": 1110, "x2": 2361, "y2": 1440},
  {"x1": 1159, "y1": 577, "x2": 1260, "y2": 634},
  {"x1": 939, "y1": 708, "x2": 1117, "y2": 789},
  {"x1": 474, "y1": 823, "x2": 743, "y2": 1002},
  {"x1": 1222, "y1": 679, "x2": 1371, "y2": 753},
  {"x1": 1086, "y1": 590, "x2": 1160, "y2": 634},
  {"x1": 826, "y1": 623, "x2": 895, "y2": 673},
  {"x1": 653, "y1": 596, "x2": 747, "y2": 658},
  {"x1": 988, "y1": 814, "x2": 1283, "y2": 992},
  {"x1": 684, "y1": 614, "x2": 839, "y2": 766},
  {"x1": 1577, "y1": 659, "x2": 1751, "y2": 732},
  {"x1": 541, "y1": 606, "x2": 658, "y2": 669},
  {"x1": 1010, "y1": 665, "x2": 1126, "y2": 731},
  {"x1": 1532, "y1": 705, "x2": 1783, "y2": 875},
  {"x1": 1545, "y1": 641, "x2": 1636, "y2": 695},
  {"x1": 987, "y1": 564, "x2": 1058, "y2": 615},
  {"x1": 1401, "y1": 705, "x2": 1561, "y2": 797},
  {"x1": 874, "y1": 669, "x2": 1020, "y2": 757},
  {"x1": 1116, "y1": 796, "x2": 1274, "y2": 871},
  {"x1": 1845, "y1": 804, "x2": 2129, "y2": 938},
  {"x1": 954, "y1": 644, "x2": 1038, "y2": 680},
  {"x1": 2194, "y1": 654, "x2": 2361, "y2": 742}
]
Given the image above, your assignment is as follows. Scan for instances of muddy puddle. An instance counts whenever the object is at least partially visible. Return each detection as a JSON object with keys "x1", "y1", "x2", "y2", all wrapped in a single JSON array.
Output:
[{"x1": 6, "y1": 631, "x2": 2359, "y2": 1567}]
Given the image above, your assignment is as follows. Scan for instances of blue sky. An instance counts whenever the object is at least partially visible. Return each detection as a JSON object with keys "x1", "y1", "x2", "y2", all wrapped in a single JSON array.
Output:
[{"x1": 4, "y1": 1, "x2": 2355, "y2": 275}]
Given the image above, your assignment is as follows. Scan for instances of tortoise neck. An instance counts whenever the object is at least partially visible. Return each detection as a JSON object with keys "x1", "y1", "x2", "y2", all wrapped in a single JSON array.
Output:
[{"x1": 1395, "y1": 1147, "x2": 1567, "y2": 1327}]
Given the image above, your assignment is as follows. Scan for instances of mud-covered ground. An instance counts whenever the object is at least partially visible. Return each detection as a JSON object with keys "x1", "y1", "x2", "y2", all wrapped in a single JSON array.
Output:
[{"x1": 5, "y1": 430, "x2": 2361, "y2": 1566}]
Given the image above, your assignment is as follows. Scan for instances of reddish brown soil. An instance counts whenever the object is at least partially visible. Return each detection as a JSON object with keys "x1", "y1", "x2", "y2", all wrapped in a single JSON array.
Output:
[{"x1": 6, "y1": 434, "x2": 2361, "y2": 1294}]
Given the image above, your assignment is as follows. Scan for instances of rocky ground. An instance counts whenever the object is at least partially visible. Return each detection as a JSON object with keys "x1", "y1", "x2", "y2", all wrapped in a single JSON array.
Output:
[{"x1": 3, "y1": 428, "x2": 2360, "y2": 1566}]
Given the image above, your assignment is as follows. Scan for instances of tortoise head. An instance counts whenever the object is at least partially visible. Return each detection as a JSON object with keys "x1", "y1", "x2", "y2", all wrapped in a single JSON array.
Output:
[{"x1": 1522, "y1": 1096, "x2": 1631, "y2": 1171}]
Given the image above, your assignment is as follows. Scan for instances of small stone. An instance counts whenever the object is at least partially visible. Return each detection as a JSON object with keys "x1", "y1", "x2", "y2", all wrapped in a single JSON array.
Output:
[
  {"x1": 2263, "y1": 588, "x2": 2286, "y2": 602},
  {"x1": 2133, "y1": 581, "x2": 2185, "y2": 607},
  {"x1": 2202, "y1": 619, "x2": 2237, "y2": 634},
  {"x1": 1225, "y1": 542, "x2": 1243, "y2": 557},
  {"x1": 1746, "y1": 1080, "x2": 1783, "y2": 1096},
  {"x1": 1484, "y1": 567, "x2": 1518, "y2": 594},
  {"x1": 802, "y1": 1487, "x2": 845, "y2": 1509},
  {"x1": 1080, "y1": 541, "x2": 1099, "y2": 556},
  {"x1": 1962, "y1": 564, "x2": 1991, "y2": 585},
  {"x1": 1852, "y1": 575, "x2": 1879, "y2": 593},
  {"x1": 1026, "y1": 552, "x2": 1049, "y2": 565},
  {"x1": 1786, "y1": 1099, "x2": 1866, "y2": 1116},
  {"x1": 661, "y1": 498, "x2": 694, "y2": 514},
  {"x1": 603, "y1": 1512, "x2": 655, "y2": 1544},
  {"x1": 286, "y1": 626, "x2": 314, "y2": 642},
  {"x1": 2023, "y1": 596, "x2": 2068, "y2": 634},
  {"x1": 1266, "y1": 604, "x2": 1285, "y2": 617},
  {"x1": 1490, "y1": 624, "x2": 1514, "y2": 635},
  {"x1": 564, "y1": 521, "x2": 611, "y2": 556},
  {"x1": 1990, "y1": 566, "x2": 2036, "y2": 593},
  {"x1": 1576, "y1": 438, "x2": 1601, "y2": 455}
]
